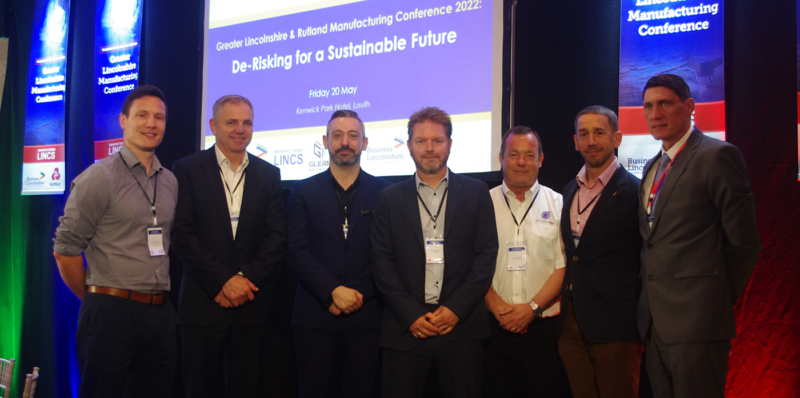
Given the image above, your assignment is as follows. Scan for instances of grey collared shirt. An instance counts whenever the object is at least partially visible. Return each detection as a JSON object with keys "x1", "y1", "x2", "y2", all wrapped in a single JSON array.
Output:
[
  {"x1": 415, "y1": 170, "x2": 449, "y2": 304},
  {"x1": 53, "y1": 145, "x2": 178, "y2": 293}
]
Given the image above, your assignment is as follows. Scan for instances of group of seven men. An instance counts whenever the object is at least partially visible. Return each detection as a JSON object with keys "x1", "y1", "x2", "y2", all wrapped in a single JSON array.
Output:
[{"x1": 53, "y1": 73, "x2": 759, "y2": 398}]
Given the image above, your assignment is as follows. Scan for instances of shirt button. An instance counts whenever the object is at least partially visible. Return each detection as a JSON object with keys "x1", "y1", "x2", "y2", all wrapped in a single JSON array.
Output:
[
  {"x1": 648, "y1": 275, "x2": 654, "y2": 281},
  {"x1": 572, "y1": 255, "x2": 579, "y2": 261},
  {"x1": 647, "y1": 244, "x2": 654, "y2": 249}
]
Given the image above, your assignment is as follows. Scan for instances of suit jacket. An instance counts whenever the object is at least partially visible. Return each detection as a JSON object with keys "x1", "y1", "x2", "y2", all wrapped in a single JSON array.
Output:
[
  {"x1": 371, "y1": 171, "x2": 499, "y2": 351},
  {"x1": 560, "y1": 165, "x2": 642, "y2": 343},
  {"x1": 637, "y1": 128, "x2": 760, "y2": 344},
  {"x1": 172, "y1": 146, "x2": 287, "y2": 327},
  {"x1": 286, "y1": 169, "x2": 392, "y2": 329}
]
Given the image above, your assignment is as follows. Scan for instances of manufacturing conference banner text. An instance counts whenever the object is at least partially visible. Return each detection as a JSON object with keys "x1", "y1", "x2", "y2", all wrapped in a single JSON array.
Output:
[
  {"x1": 94, "y1": 0, "x2": 143, "y2": 162},
  {"x1": 21, "y1": 0, "x2": 70, "y2": 195},
  {"x1": 618, "y1": 0, "x2": 725, "y2": 178}
]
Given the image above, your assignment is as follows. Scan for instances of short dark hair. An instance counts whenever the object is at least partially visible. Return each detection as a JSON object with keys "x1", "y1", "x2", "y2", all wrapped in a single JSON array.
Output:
[
  {"x1": 327, "y1": 110, "x2": 365, "y2": 136},
  {"x1": 212, "y1": 94, "x2": 254, "y2": 121},
  {"x1": 642, "y1": 74, "x2": 692, "y2": 101},
  {"x1": 122, "y1": 85, "x2": 167, "y2": 119},
  {"x1": 574, "y1": 105, "x2": 619, "y2": 134},
  {"x1": 407, "y1": 107, "x2": 452, "y2": 140},
  {"x1": 500, "y1": 126, "x2": 542, "y2": 157}
]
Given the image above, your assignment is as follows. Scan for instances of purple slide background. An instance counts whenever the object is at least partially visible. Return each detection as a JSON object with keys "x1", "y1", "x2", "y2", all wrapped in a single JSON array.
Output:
[{"x1": 206, "y1": 0, "x2": 494, "y2": 133}]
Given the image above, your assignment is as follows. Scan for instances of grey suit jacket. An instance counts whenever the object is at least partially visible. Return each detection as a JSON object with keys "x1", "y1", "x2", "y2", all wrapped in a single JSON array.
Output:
[{"x1": 637, "y1": 128, "x2": 760, "y2": 344}]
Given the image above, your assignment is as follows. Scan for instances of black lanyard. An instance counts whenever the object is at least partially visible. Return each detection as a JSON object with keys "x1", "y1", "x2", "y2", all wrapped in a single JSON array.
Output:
[
  {"x1": 219, "y1": 165, "x2": 247, "y2": 208},
  {"x1": 503, "y1": 188, "x2": 539, "y2": 237},
  {"x1": 118, "y1": 152, "x2": 158, "y2": 225},
  {"x1": 576, "y1": 188, "x2": 602, "y2": 234},
  {"x1": 417, "y1": 187, "x2": 448, "y2": 233}
]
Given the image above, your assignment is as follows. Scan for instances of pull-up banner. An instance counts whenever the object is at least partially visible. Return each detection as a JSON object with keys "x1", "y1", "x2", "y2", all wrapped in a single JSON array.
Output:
[
  {"x1": 618, "y1": 0, "x2": 726, "y2": 178},
  {"x1": 21, "y1": 0, "x2": 71, "y2": 195},
  {"x1": 94, "y1": 0, "x2": 142, "y2": 161}
]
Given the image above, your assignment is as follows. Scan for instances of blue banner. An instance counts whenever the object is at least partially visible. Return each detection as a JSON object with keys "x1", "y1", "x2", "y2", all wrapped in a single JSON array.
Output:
[
  {"x1": 618, "y1": 0, "x2": 726, "y2": 178},
  {"x1": 21, "y1": 0, "x2": 71, "y2": 195},
  {"x1": 93, "y1": 0, "x2": 142, "y2": 161}
]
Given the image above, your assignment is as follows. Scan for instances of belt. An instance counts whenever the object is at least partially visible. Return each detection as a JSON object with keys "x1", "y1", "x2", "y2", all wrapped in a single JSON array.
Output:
[{"x1": 86, "y1": 285, "x2": 169, "y2": 305}]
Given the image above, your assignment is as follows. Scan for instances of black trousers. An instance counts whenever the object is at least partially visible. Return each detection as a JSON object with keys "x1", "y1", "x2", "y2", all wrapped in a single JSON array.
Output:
[
  {"x1": 294, "y1": 318, "x2": 381, "y2": 398},
  {"x1": 484, "y1": 316, "x2": 560, "y2": 398},
  {"x1": 381, "y1": 337, "x2": 483, "y2": 398},
  {"x1": 645, "y1": 323, "x2": 731, "y2": 398},
  {"x1": 181, "y1": 314, "x2": 267, "y2": 398},
  {"x1": 77, "y1": 292, "x2": 177, "y2": 398}
]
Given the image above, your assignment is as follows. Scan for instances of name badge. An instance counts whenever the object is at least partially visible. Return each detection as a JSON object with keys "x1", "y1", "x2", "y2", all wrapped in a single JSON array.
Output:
[
  {"x1": 425, "y1": 238, "x2": 445, "y2": 263},
  {"x1": 231, "y1": 210, "x2": 240, "y2": 235},
  {"x1": 148, "y1": 227, "x2": 165, "y2": 256},
  {"x1": 506, "y1": 244, "x2": 527, "y2": 271}
]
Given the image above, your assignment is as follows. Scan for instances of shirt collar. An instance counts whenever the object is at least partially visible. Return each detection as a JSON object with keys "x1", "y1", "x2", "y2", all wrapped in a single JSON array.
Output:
[
  {"x1": 119, "y1": 144, "x2": 162, "y2": 176},
  {"x1": 576, "y1": 157, "x2": 619, "y2": 189},
  {"x1": 501, "y1": 180, "x2": 539, "y2": 203},
  {"x1": 662, "y1": 122, "x2": 694, "y2": 159},
  {"x1": 415, "y1": 168, "x2": 450, "y2": 190},
  {"x1": 215, "y1": 144, "x2": 249, "y2": 172}
]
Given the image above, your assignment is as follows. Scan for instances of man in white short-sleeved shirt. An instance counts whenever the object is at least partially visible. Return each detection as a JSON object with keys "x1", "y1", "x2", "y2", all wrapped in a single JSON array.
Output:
[{"x1": 484, "y1": 126, "x2": 566, "y2": 397}]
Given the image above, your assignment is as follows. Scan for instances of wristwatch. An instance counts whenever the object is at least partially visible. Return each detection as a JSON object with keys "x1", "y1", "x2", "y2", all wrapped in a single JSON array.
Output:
[{"x1": 528, "y1": 300, "x2": 544, "y2": 318}]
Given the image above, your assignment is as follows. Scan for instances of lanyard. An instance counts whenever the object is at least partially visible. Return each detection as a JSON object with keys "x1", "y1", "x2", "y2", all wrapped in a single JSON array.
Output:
[
  {"x1": 646, "y1": 141, "x2": 688, "y2": 218},
  {"x1": 417, "y1": 187, "x2": 448, "y2": 234},
  {"x1": 576, "y1": 188, "x2": 602, "y2": 235},
  {"x1": 118, "y1": 152, "x2": 158, "y2": 225},
  {"x1": 340, "y1": 188, "x2": 356, "y2": 239},
  {"x1": 503, "y1": 188, "x2": 539, "y2": 238},
  {"x1": 218, "y1": 165, "x2": 247, "y2": 208}
]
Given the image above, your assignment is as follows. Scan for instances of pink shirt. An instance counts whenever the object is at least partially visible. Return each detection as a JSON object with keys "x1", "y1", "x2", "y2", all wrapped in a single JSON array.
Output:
[{"x1": 570, "y1": 158, "x2": 619, "y2": 238}]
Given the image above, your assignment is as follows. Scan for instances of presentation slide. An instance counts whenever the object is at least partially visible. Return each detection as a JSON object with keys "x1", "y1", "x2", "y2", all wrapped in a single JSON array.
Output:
[
  {"x1": 618, "y1": 0, "x2": 725, "y2": 179},
  {"x1": 203, "y1": 0, "x2": 504, "y2": 181}
]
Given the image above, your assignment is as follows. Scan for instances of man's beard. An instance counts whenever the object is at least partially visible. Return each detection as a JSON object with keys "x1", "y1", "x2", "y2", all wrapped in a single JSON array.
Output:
[{"x1": 331, "y1": 147, "x2": 361, "y2": 167}]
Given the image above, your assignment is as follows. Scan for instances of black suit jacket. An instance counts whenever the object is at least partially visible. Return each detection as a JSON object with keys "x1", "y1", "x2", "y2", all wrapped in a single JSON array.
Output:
[
  {"x1": 172, "y1": 147, "x2": 287, "y2": 327},
  {"x1": 637, "y1": 128, "x2": 760, "y2": 343},
  {"x1": 286, "y1": 169, "x2": 391, "y2": 329},
  {"x1": 560, "y1": 165, "x2": 642, "y2": 343},
  {"x1": 371, "y1": 171, "x2": 499, "y2": 351}
]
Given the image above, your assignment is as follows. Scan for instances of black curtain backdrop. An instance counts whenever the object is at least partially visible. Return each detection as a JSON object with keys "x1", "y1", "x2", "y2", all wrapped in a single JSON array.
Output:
[{"x1": 1, "y1": 0, "x2": 798, "y2": 396}]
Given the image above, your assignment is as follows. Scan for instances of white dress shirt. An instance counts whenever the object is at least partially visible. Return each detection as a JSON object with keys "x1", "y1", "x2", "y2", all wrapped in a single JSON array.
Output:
[
  {"x1": 489, "y1": 181, "x2": 566, "y2": 317},
  {"x1": 215, "y1": 145, "x2": 249, "y2": 239}
]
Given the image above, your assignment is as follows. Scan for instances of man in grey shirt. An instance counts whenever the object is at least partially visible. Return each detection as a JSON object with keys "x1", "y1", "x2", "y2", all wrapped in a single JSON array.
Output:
[{"x1": 53, "y1": 85, "x2": 178, "y2": 398}]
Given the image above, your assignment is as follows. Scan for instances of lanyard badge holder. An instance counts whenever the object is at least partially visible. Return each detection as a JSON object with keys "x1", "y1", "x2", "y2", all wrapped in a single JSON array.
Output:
[
  {"x1": 418, "y1": 188, "x2": 448, "y2": 264},
  {"x1": 119, "y1": 152, "x2": 165, "y2": 257},
  {"x1": 503, "y1": 189, "x2": 539, "y2": 271},
  {"x1": 220, "y1": 166, "x2": 246, "y2": 237}
]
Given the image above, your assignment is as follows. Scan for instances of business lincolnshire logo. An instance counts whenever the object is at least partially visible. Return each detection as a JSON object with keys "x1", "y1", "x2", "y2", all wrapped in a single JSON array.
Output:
[
  {"x1": 26, "y1": 172, "x2": 46, "y2": 187},
  {"x1": 255, "y1": 144, "x2": 268, "y2": 158},
  {"x1": 52, "y1": 167, "x2": 61, "y2": 180},
  {"x1": 394, "y1": 137, "x2": 404, "y2": 148}
]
